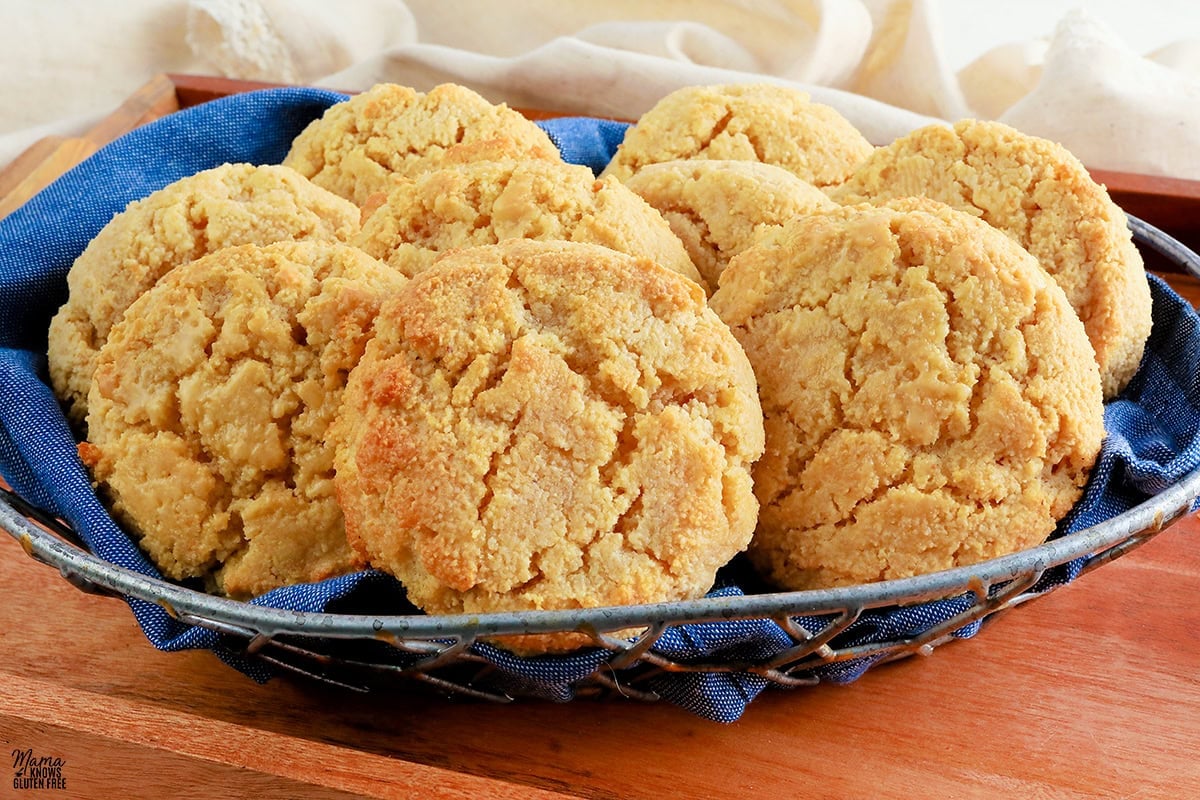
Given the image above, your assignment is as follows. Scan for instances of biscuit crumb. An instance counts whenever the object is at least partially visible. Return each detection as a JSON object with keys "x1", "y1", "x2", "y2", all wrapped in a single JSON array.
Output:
[
  {"x1": 623, "y1": 159, "x2": 836, "y2": 292},
  {"x1": 354, "y1": 158, "x2": 702, "y2": 285},
  {"x1": 284, "y1": 83, "x2": 562, "y2": 206},
  {"x1": 710, "y1": 201, "x2": 1104, "y2": 590},
  {"x1": 830, "y1": 119, "x2": 1152, "y2": 398},
  {"x1": 47, "y1": 163, "x2": 360, "y2": 427},
  {"x1": 85, "y1": 241, "x2": 406, "y2": 598},
  {"x1": 332, "y1": 239, "x2": 764, "y2": 651},
  {"x1": 602, "y1": 83, "x2": 874, "y2": 188}
]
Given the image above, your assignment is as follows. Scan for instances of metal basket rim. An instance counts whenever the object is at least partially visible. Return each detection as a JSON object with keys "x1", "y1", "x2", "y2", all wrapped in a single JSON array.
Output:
[
  {"x1": 2, "y1": 214, "x2": 1199, "y2": 643},
  {"x1": 4, "y1": 441, "x2": 1199, "y2": 642}
]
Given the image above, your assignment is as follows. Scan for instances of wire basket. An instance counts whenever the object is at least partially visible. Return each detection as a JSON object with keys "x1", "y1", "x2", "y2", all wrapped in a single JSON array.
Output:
[{"x1": 3, "y1": 216, "x2": 1200, "y2": 707}]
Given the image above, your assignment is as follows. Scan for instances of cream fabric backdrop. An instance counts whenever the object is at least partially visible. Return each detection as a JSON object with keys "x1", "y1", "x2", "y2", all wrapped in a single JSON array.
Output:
[{"x1": 1, "y1": 0, "x2": 1198, "y2": 177}]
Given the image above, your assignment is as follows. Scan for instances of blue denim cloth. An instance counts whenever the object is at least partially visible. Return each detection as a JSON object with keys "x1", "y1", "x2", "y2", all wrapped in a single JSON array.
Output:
[{"x1": 3, "y1": 88, "x2": 1199, "y2": 723}]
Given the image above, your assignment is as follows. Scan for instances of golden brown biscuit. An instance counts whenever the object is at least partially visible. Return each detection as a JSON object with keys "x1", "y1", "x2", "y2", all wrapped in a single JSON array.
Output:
[
  {"x1": 710, "y1": 201, "x2": 1105, "y2": 590},
  {"x1": 353, "y1": 158, "x2": 702, "y2": 285},
  {"x1": 622, "y1": 159, "x2": 836, "y2": 292},
  {"x1": 83, "y1": 241, "x2": 406, "y2": 598},
  {"x1": 601, "y1": 83, "x2": 875, "y2": 188},
  {"x1": 331, "y1": 239, "x2": 764, "y2": 651},
  {"x1": 47, "y1": 163, "x2": 360, "y2": 427},
  {"x1": 283, "y1": 83, "x2": 562, "y2": 206},
  {"x1": 829, "y1": 119, "x2": 1151, "y2": 398}
]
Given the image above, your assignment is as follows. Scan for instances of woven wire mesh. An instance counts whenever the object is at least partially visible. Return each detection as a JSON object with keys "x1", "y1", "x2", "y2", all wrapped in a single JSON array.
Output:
[{"x1": 2, "y1": 216, "x2": 1199, "y2": 704}]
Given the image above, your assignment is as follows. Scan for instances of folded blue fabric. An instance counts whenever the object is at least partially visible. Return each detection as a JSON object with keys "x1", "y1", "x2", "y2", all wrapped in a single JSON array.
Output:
[{"x1": 2, "y1": 88, "x2": 1199, "y2": 723}]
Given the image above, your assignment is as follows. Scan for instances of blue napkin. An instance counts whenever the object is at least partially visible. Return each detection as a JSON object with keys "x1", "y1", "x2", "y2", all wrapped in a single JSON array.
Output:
[{"x1": 2, "y1": 88, "x2": 1199, "y2": 723}]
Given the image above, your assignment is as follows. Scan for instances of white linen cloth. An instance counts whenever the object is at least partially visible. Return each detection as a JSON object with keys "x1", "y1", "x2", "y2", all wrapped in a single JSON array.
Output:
[{"x1": 1, "y1": 0, "x2": 1198, "y2": 178}]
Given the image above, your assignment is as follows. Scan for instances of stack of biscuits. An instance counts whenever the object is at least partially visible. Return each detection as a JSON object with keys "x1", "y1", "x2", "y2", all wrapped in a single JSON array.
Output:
[{"x1": 48, "y1": 81, "x2": 1146, "y2": 652}]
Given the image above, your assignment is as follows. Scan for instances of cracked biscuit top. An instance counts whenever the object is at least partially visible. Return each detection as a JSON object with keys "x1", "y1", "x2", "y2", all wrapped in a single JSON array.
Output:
[
  {"x1": 82, "y1": 241, "x2": 407, "y2": 598},
  {"x1": 331, "y1": 239, "x2": 765, "y2": 652},
  {"x1": 600, "y1": 83, "x2": 875, "y2": 188},
  {"x1": 47, "y1": 163, "x2": 361, "y2": 428},
  {"x1": 710, "y1": 200, "x2": 1105, "y2": 591},
  {"x1": 283, "y1": 83, "x2": 562, "y2": 206},
  {"x1": 829, "y1": 119, "x2": 1152, "y2": 399},
  {"x1": 353, "y1": 158, "x2": 702, "y2": 286},
  {"x1": 622, "y1": 159, "x2": 836, "y2": 293}
]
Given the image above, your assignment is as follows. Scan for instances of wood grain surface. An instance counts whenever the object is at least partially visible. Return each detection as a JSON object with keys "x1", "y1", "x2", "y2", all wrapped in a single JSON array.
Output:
[
  {"x1": 2, "y1": 75, "x2": 1199, "y2": 799},
  {"x1": 2, "y1": 514, "x2": 1197, "y2": 799},
  {"x1": 0, "y1": 74, "x2": 180, "y2": 220}
]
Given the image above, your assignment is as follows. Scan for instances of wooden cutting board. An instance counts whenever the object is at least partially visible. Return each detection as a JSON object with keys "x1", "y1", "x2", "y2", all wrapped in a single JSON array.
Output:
[{"x1": 2, "y1": 74, "x2": 1199, "y2": 799}]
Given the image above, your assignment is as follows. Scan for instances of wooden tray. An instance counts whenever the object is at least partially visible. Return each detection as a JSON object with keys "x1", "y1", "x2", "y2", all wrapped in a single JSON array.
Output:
[{"x1": 3, "y1": 73, "x2": 1200, "y2": 798}]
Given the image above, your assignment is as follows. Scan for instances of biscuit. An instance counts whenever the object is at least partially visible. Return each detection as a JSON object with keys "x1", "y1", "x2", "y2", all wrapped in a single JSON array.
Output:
[
  {"x1": 82, "y1": 241, "x2": 406, "y2": 598},
  {"x1": 622, "y1": 159, "x2": 837, "y2": 292},
  {"x1": 600, "y1": 83, "x2": 875, "y2": 188},
  {"x1": 829, "y1": 119, "x2": 1152, "y2": 398},
  {"x1": 283, "y1": 83, "x2": 562, "y2": 206},
  {"x1": 353, "y1": 158, "x2": 703, "y2": 285},
  {"x1": 331, "y1": 239, "x2": 765, "y2": 651},
  {"x1": 47, "y1": 163, "x2": 360, "y2": 427},
  {"x1": 709, "y1": 201, "x2": 1105, "y2": 590}
]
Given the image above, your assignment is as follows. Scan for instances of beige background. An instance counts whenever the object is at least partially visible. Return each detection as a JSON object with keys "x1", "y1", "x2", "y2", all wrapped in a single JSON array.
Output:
[{"x1": 1, "y1": 0, "x2": 1198, "y2": 177}]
